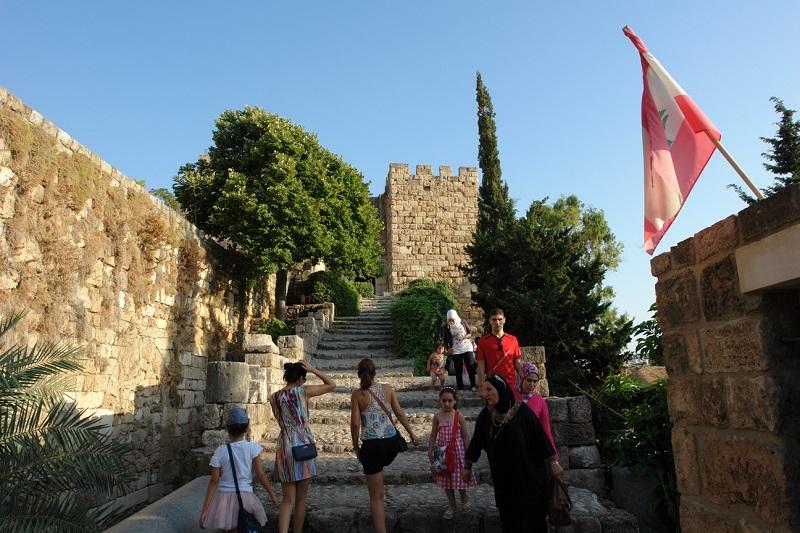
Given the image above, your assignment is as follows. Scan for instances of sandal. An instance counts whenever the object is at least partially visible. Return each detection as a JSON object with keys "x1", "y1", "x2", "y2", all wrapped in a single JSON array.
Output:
[
  {"x1": 443, "y1": 509, "x2": 454, "y2": 520},
  {"x1": 460, "y1": 501, "x2": 470, "y2": 512}
]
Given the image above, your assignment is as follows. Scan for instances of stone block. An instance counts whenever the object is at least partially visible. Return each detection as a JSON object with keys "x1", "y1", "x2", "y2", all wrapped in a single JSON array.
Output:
[
  {"x1": 565, "y1": 467, "x2": 606, "y2": 496},
  {"x1": 200, "y1": 404, "x2": 222, "y2": 430},
  {"x1": 661, "y1": 331, "x2": 702, "y2": 375},
  {"x1": 205, "y1": 362, "x2": 250, "y2": 403},
  {"x1": 701, "y1": 254, "x2": 762, "y2": 321},
  {"x1": 738, "y1": 183, "x2": 800, "y2": 243},
  {"x1": 600, "y1": 507, "x2": 640, "y2": 533},
  {"x1": 568, "y1": 445, "x2": 601, "y2": 469},
  {"x1": 725, "y1": 376, "x2": 780, "y2": 432},
  {"x1": 557, "y1": 445, "x2": 570, "y2": 468},
  {"x1": 552, "y1": 422, "x2": 595, "y2": 446},
  {"x1": 521, "y1": 345, "x2": 546, "y2": 364},
  {"x1": 701, "y1": 318, "x2": 768, "y2": 373},
  {"x1": 700, "y1": 433, "x2": 788, "y2": 526},
  {"x1": 244, "y1": 352, "x2": 271, "y2": 367},
  {"x1": 679, "y1": 500, "x2": 736, "y2": 533},
  {"x1": 695, "y1": 215, "x2": 739, "y2": 262},
  {"x1": 248, "y1": 366, "x2": 267, "y2": 404},
  {"x1": 650, "y1": 251, "x2": 671, "y2": 277},
  {"x1": 201, "y1": 429, "x2": 228, "y2": 448},
  {"x1": 243, "y1": 333, "x2": 279, "y2": 354},
  {"x1": 655, "y1": 270, "x2": 701, "y2": 329},
  {"x1": 671, "y1": 427, "x2": 700, "y2": 495},
  {"x1": 666, "y1": 377, "x2": 727, "y2": 426},
  {"x1": 567, "y1": 396, "x2": 592, "y2": 423},
  {"x1": 547, "y1": 397, "x2": 569, "y2": 422},
  {"x1": 670, "y1": 237, "x2": 696, "y2": 268},
  {"x1": 245, "y1": 403, "x2": 271, "y2": 426}
]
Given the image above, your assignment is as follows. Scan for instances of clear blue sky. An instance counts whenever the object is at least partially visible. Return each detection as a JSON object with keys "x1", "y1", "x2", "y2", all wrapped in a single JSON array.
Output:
[{"x1": 3, "y1": 1, "x2": 798, "y2": 325}]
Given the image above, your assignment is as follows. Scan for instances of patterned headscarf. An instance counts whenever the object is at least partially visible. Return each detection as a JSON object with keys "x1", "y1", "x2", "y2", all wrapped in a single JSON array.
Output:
[
  {"x1": 486, "y1": 374, "x2": 515, "y2": 414},
  {"x1": 521, "y1": 361, "x2": 539, "y2": 378}
]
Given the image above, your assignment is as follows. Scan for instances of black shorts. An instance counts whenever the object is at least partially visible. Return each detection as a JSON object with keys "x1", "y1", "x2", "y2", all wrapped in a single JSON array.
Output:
[{"x1": 358, "y1": 436, "x2": 399, "y2": 475}]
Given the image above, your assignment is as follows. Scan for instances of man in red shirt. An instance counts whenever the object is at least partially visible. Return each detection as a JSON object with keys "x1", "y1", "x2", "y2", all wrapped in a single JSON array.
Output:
[{"x1": 476, "y1": 308, "x2": 523, "y2": 396}]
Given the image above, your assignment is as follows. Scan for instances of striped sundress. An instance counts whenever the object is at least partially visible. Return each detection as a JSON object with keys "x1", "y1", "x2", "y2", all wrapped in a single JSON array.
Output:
[{"x1": 273, "y1": 385, "x2": 317, "y2": 482}]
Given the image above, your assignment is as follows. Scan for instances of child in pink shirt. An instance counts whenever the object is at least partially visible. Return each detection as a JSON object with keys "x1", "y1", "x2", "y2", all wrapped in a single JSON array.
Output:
[{"x1": 519, "y1": 362, "x2": 558, "y2": 458}]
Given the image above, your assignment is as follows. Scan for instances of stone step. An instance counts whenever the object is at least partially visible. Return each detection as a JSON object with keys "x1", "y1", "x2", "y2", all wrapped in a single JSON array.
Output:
[
  {"x1": 307, "y1": 369, "x2": 416, "y2": 381},
  {"x1": 334, "y1": 316, "x2": 393, "y2": 324},
  {"x1": 316, "y1": 340, "x2": 394, "y2": 350},
  {"x1": 329, "y1": 323, "x2": 393, "y2": 332},
  {"x1": 309, "y1": 390, "x2": 485, "y2": 411},
  {"x1": 243, "y1": 482, "x2": 632, "y2": 533},
  {"x1": 318, "y1": 334, "x2": 394, "y2": 345},
  {"x1": 308, "y1": 374, "x2": 474, "y2": 393},
  {"x1": 315, "y1": 349, "x2": 396, "y2": 360},
  {"x1": 321, "y1": 329, "x2": 393, "y2": 338},
  {"x1": 312, "y1": 358, "x2": 414, "y2": 372},
  {"x1": 305, "y1": 406, "x2": 484, "y2": 426}
]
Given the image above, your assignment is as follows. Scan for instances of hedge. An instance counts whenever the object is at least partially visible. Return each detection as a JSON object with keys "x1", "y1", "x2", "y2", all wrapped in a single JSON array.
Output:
[
  {"x1": 389, "y1": 279, "x2": 456, "y2": 375},
  {"x1": 308, "y1": 271, "x2": 360, "y2": 316},
  {"x1": 353, "y1": 281, "x2": 375, "y2": 298}
]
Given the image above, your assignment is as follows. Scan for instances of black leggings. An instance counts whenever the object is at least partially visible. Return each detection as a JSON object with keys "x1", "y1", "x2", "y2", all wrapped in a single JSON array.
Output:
[{"x1": 451, "y1": 351, "x2": 476, "y2": 390}]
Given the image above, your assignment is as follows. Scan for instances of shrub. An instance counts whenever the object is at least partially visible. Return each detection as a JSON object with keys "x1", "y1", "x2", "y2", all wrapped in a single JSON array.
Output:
[
  {"x1": 593, "y1": 373, "x2": 678, "y2": 529},
  {"x1": 389, "y1": 280, "x2": 456, "y2": 374},
  {"x1": 353, "y1": 281, "x2": 375, "y2": 298},
  {"x1": 308, "y1": 271, "x2": 360, "y2": 316},
  {"x1": 258, "y1": 317, "x2": 295, "y2": 337}
]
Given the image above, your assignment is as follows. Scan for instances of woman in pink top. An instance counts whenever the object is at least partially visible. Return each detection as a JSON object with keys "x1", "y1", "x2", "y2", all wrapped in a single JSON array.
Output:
[{"x1": 519, "y1": 362, "x2": 558, "y2": 459}]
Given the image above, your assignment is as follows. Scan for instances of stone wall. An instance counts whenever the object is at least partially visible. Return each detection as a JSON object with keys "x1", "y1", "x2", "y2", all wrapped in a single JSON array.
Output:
[
  {"x1": 0, "y1": 88, "x2": 270, "y2": 510},
  {"x1": 652, "y1": 184, "x2": 800, "y2": 532},
  {"x1": 378, "y1": 163, "x2": 480, "y2": 319}
]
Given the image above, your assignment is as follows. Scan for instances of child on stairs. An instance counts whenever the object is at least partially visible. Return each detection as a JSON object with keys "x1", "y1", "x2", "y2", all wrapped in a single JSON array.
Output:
[
  {"x1": 428, "y1": 387, "x2": 475, "y2": 519},
  {"x1": 426, "y1": 343, "x2": 448, "y2": 391}
]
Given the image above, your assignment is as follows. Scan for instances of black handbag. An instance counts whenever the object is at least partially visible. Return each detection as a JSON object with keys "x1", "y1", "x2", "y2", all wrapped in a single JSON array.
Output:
[
  {"x1": 548, "y1": 476, "x2": 572, "y2": 526},
  {"x1": 226, "y1": 444, "x2": 261, "y2": 533},
  {"x1": 291, "y1": 442, "x2": 318, "y2": 461}
]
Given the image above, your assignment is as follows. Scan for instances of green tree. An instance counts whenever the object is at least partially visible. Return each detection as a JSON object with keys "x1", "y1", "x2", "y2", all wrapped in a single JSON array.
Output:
[
  {"x1": 149, "y1": 187, "x2": 181, "y2": 211},
  {"x1": 468, "y1": 196, "x2": 633, "y2": 394},
  {"x1": 0, "y1": 313, "x2": 132, "y2": 532},
  {"x1": 730, "y1": 96, "x2": 800, "y2": 204},
  {"x1": 474, "y1": 71, "x2": 516, "y2": 235},
  {"x1": 174, "y1": 107, "x2": 383, "y2": 318},
  {"x1": 632, "y1": 303, "x2": 663, "y2": 365}
]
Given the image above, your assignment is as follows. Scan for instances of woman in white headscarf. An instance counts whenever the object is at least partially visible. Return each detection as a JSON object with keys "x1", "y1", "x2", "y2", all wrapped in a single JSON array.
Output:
[{"x1": 443, "y1": 309, "x2": 477, "y2": 391}]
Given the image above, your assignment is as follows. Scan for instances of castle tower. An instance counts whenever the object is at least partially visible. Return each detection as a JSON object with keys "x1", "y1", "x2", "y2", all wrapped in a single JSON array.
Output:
[{"x1": 376, "y1": 163, "x2": 479, "y2": 316}]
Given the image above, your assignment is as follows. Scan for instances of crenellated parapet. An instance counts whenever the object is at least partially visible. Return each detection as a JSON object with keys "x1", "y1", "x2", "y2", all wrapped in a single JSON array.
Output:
[{"x1": 378, "y1": 163, "x2": 480, "y2": 319}]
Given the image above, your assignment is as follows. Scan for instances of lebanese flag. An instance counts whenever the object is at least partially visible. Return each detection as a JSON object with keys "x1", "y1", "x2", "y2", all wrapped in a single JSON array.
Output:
[{"x1": 623, "y1": 26, "x2": 721, "y2": 254}]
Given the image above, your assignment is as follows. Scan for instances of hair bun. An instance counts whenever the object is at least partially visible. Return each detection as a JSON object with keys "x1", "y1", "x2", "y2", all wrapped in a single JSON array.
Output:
[{"x1": 283, "y1": 362, "x2": 293, "y2": 370}]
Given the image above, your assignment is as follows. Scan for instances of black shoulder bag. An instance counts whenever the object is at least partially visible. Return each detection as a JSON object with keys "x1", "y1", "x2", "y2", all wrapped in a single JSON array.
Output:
[{"x1": 226, "y1": 443, "x2": 261, "y2": 533}]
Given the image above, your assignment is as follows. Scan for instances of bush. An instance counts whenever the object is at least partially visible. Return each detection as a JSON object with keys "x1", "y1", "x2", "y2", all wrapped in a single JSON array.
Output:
[
  {"x1": 593, "y1": 374, "x2": 678, "y2": 529},
  {"x1": 308, "y1": 271, "x2": 360, "y2": 316},
  {"x1": 353, "y1": 281, "x2": 375, "y2": 298},
  {"x1": 258, "y1": 317, "x2": 295, "y2": 337},
  {"x1": 389, "y1": 280, "x2": 456, "y2": 374}
]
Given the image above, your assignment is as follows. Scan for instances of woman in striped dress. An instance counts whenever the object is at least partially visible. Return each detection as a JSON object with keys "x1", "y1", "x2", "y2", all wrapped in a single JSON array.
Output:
[{"x1": 270, "y1": 360, "x2": 335, "y2": 533}]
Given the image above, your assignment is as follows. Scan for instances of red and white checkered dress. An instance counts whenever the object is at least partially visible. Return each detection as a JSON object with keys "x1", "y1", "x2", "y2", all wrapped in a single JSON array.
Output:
[{"x1": 435, "y1": 417, "x2": 476, "y2": 490}]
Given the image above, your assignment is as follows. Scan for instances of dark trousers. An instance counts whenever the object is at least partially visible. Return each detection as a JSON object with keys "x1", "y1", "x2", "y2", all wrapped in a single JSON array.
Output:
[{"x1": 451, "y1": 351, "x2": 476, "y2": 390}]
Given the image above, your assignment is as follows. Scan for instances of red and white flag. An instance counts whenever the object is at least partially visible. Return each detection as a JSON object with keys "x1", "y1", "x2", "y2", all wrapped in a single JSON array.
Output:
[{"x1": 623, "y1": 26, "x2": 721, "y2": 254}]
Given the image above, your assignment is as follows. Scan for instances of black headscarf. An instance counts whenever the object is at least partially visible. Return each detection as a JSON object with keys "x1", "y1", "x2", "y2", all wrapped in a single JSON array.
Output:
[{"x1": 486, "y1": 374, "x2": 515, "y2": 414}]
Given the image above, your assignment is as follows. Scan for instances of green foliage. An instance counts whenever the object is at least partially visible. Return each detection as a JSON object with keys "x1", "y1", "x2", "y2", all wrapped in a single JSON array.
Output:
[
  {"x1": 465, "y1": 194, "x2": 633, "y2": 394},
  {"x1": 149, "y1": 187, "x2": 182, "y2": 211},
  {"x1": 475, "y1": 72, "x2": 516, "y2": 236},
  {"x1": 353, "y1": 281, "x2": 375, "y2": 298},
  {"x1": 389, "y1": 280, "x2": 456, "y2": 374},
  {"x1": 173, "y1": 107, "x2": 383, "y2": 279},
  {"x1": 730, "y1": 96, "x2": 800, "y2": 204},
  {"x1": 593, "y1": 374, "x2": 678, "y2": 530},
  {"x1": 308, "y1": 271, "x2": 360, "y2": 317},
  {"x1": 0, "y1": 312, "x2": 133, "y2": 532},
  {"x1": 258, "y1": 317, "x2": 295, "y2": 337},
  {"x1": 632, "y1": 303, "x2": 663, "y2": 365}
]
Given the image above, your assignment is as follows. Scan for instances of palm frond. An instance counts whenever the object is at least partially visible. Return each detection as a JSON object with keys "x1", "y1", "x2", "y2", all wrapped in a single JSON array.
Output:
[
  {"x1": 0, "y1": 341, "x2": 83, "y2": 394},
  {"x1": 0, "y1": 492, "x2": 108, "y2": 533}
]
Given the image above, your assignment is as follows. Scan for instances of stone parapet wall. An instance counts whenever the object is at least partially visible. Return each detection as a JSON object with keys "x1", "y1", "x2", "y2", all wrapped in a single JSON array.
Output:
[
  {"x1": 652, "y1": 184, "x2": 800, "y2": 532},
  {"x1": 0, "y1": 88, "x2": 271, "y2": 511},
  {"x1": 380, "y1": 163, "x2": 479, "y2": 318}
]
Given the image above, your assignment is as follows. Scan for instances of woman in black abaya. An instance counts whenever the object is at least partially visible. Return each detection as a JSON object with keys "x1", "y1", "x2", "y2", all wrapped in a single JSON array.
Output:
[{"x1": 462, "y1": 374, "x2": 563, "y2": 532}]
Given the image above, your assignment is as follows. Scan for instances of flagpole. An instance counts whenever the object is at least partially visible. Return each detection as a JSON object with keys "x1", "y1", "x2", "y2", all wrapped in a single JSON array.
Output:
[{"x1": 705, "y1": 132, "x2": 765, "y2": 200}]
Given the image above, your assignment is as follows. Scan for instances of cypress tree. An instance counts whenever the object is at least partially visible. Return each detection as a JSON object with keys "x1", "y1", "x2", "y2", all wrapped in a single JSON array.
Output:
[{"x1": 475, "y1": 72, "x2": 516, "y2": 234}]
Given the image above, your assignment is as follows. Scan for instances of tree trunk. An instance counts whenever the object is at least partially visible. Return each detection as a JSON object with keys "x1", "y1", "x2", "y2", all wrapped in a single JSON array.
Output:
[{"x1": 275, "y1": 269, "x2": 291, "y2": 321}]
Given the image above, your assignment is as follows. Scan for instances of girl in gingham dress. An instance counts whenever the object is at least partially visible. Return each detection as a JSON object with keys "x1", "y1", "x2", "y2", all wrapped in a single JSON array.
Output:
[{"x1": 427, "y1": 387, "x2": 475, "y2": 519}]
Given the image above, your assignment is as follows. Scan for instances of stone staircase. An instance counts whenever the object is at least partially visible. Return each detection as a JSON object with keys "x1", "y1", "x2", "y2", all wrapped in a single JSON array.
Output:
[{"x1": 254, "y1": 295, "x2": 639, "y2": 532}]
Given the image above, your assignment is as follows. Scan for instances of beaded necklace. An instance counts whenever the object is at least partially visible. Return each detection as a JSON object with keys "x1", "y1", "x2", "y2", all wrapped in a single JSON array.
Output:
[{"x1": 488, "y1": 402, "x2": 520, "y2": 439}]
